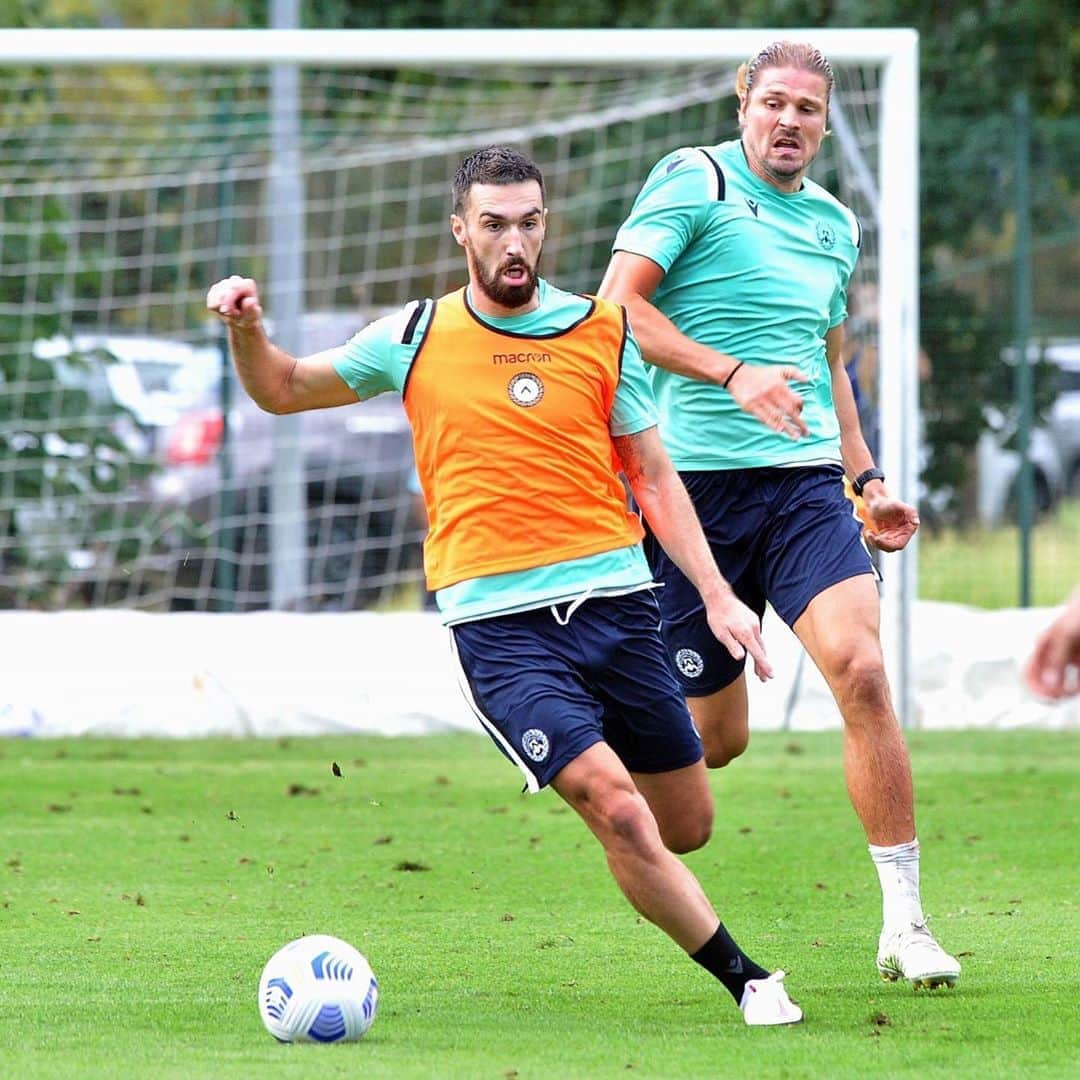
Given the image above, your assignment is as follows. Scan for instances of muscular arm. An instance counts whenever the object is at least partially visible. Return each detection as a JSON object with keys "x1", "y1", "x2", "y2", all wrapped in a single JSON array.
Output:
[
  {"x1": 613, "y1": 426, "x2": 772, "y2": 680},
  {"x1": 827, "y1": 324, "x2": 876, "y2": 479},
  {"x1": 598, "y1": 251, "x2": 809, "y2": 438},
  {"x1": 600, "y1": 253, "x2": 738, "y2": 384},
  {"x1": 206, "y1": 275, "x2": 357, "y2": 414}
]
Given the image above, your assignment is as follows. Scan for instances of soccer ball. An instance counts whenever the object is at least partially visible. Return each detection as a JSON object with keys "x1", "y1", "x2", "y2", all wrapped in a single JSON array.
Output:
[{"x1": 258, "y1": 934, "x2": 378, "y2": 1043}]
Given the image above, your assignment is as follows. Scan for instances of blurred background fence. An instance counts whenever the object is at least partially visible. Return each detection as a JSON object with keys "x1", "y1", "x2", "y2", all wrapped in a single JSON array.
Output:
[
  {"x1": 1, "y1": 30, "x2": 908, "y2": 614},
  {"x1": 0, "y1": 6, "x2": 1076, "y2": 619}
]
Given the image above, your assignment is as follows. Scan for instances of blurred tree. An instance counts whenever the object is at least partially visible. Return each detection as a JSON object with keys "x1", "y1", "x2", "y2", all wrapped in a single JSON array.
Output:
[{"x1": 9, "y1": 0, "x2": 255, "y2": 27}]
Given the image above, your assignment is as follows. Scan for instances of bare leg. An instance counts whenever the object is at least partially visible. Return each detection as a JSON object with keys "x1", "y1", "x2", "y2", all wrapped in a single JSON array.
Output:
[
  {"x1": 552, "y1": 742, "x2": 720, "y2": 952},
  {"x1": 552, "y1": 741, "x2": 803, "y2": 1019},
  {"x1": 685, "y1": 676, "x2": 751, "y2": 769},
  {"x1": 794, "y1": 577, "x2": 959, "y2": 986},
  {"x1": 631, "y1": 759, "x2": 714, "y2": 854},
  {"x1": 794, "y1": 575, "x2": 915, "y2": 845}
]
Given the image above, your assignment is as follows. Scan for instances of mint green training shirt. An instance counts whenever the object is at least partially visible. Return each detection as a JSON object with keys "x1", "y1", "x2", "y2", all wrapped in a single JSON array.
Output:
[
  {"x1": 613, "y1": 138, "x2": 861, "y2": 471},
  {"x1": 332, "y1": 280, "x2": 657, "y2": 624}
]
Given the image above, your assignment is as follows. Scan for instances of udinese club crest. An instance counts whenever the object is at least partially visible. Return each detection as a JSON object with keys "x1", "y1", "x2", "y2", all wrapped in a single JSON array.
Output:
[
  {"x1": 675, "y1": 648, "x2": 705, "y2": 679},
  {"x1": 508, "y1": 371, "x2": 544, "y2": 407},
  {"x1": 816, "y1": 221, "x2": 837, "y2": 250},
  {"x1": 522, "y1": 728, "x2": 550, "y2": 762}
]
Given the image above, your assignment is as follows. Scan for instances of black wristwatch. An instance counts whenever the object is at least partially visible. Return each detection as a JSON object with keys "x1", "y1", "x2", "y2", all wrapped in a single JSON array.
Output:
[{"x1": 852, "y1": 467, "x2": 885, "y2": 497}]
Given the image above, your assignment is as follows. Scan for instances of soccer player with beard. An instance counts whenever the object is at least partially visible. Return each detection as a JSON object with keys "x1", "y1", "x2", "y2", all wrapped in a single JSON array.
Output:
[
  {"x1": 205, "y1": 146, "x2": 802, "y2": 1026},
  {"x1": 598, "y1": 42, "x2": 960, "y2": 990}
]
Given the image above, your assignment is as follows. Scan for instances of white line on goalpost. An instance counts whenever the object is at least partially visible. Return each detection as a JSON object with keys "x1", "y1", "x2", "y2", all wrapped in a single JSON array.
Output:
[
  {"x1": 2, "y1": 27, "x2": 915, "y2": 67},
  {"x1": 1, "y1": 26, "x2": 919, "y2": 728}
]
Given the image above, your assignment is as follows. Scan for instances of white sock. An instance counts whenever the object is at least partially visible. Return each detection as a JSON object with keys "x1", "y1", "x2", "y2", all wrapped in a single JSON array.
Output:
[{"x1": 868, "y1": 838, "x2": 925, "y2": 931}]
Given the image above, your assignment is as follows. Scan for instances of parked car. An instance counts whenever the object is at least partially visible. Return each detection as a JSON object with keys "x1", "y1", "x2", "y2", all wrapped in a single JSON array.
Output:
[
  {"x1": 974, "y1": 340, "x2": 1080, "y2": 525},
  {"x1": 11, "y1": 334, "x2": 223, "y2": 606},
  {"x1": 26, "y1": 318, "x2": 423, "y2": 611},
  {"x1": 975, "y1": 418, "x2": 1064, "y2": 525},
  {"x1": 150, "y1": 310, "x2": 423, "y2": 611},
  {"x1": 32, "y1": 332, "x2": 222, "y2": 456},
  {"x1": 1044, "y1": 340, "x2": 1080, "y2": 497}
]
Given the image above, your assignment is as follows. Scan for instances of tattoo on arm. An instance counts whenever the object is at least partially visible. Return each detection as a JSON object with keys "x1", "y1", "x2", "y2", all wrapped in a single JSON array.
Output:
[{"x1": 613, "y1": 433, "x2": 645, "y2": 484}]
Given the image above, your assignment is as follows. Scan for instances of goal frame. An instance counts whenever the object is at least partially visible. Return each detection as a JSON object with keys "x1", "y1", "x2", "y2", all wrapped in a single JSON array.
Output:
[{"x1": 1, "y1": 27, "x2": 920, "y2": 727}]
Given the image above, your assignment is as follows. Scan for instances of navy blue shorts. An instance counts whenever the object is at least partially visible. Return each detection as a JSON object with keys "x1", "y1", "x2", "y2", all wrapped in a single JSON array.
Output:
[
  {"x1": 644, "y1": 464, "x2": 878, "y2": 696},
  {"x1": 450, "y1": 591, "x2": 703, "y2": 793}
]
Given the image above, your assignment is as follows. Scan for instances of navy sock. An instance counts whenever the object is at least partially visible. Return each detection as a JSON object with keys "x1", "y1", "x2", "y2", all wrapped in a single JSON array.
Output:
[{"x1": 690, "y1": 923, "x2": 770, "y2": 1003}]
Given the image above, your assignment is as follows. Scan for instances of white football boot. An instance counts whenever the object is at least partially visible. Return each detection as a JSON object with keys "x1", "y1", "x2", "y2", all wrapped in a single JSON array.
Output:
[
  {"x1": 877, "y1": 921, "x2": 961, "y2": 989},
  {"x1": 739, "y1": 970, "x2": 803, "y2": 1026}
]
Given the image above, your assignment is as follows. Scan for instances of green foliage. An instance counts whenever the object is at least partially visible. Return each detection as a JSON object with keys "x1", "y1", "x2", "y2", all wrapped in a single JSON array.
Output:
[{"x1": 11, "y1": 0, "x2": 254, "y2": 28}]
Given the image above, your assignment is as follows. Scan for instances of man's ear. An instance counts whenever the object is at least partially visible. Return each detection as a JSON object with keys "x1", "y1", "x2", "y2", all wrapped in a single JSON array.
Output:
[{"x1": 449, "y1": 214, "x2": 467, "y2": 248}]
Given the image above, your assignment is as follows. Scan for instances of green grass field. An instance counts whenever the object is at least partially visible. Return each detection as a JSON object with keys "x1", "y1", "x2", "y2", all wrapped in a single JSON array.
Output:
[
  {"x1": 919, "y1": 498, "x2": 1079, "y2": 608},
  {"x1": 2, "y1": 731, "x2": 1077, "y2": 1079}
]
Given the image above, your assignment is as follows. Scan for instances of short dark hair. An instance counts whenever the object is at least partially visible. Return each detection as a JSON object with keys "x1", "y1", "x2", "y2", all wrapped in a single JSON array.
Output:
[{"x1": 452, "y1": 146, "x2": 545, "y2": 216}]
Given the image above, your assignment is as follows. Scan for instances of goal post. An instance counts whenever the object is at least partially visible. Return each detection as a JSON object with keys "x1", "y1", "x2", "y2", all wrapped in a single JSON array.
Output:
[
  {"x1": 0, "y1": 27, "x2": 919, "y2": 724},
  {"x1": 0, "y1": 26, "x2": 917, "y2": 68}
]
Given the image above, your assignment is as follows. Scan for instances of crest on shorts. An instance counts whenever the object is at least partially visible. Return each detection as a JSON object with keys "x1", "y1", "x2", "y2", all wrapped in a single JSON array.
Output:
[
  {"x1": 521, "y1": 728, "x2": 550, "y2": 762},
  {"x1": 816, "y1": 221, "x2": 837, "y2": 250},
  {"x1": 675, "y1": 648, "x2": 705, "y2": 678},
  {"x1": 508, "y1": 371, "x2": 544, "y2": 407}
]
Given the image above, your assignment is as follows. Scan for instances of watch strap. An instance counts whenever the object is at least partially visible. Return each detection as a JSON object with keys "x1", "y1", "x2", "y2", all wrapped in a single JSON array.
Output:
[{"x1": 852, "y1": 467, "x2": 885, "y2": 497}]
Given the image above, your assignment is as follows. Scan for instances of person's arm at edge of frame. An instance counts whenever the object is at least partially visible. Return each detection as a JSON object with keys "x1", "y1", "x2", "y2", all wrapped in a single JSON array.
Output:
[
  {"x1": 613, "y1": 425, "x2": 772, "y2": 682},
  {"x1": 827, "y1": 323, "x2": 919, "y2": 553},
  {"x1": 598, "y1": 251, "x2": 809, "y2": 440},
  {"x1": 1022, "y1": 585, "x2": 1080, "y2": 700},
  {"x1": 205, "y1": 274, "x2": 358, "y2": 414}
]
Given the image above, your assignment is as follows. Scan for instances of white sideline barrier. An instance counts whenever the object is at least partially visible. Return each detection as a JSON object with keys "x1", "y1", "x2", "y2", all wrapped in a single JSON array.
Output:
[{"x1": 0, "y1": 601, "x2": 1075, "y2": 738}]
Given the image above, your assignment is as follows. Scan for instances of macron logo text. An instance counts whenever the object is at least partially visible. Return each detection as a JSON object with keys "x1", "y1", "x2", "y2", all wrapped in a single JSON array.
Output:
[{"x1": 492, "y1": 352, "x2": 552, "y2": 364}]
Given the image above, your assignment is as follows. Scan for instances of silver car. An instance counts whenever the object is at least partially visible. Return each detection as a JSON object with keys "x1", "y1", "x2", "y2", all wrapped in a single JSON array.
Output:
[
  {"x1": 1044, "y1": 341, "x2": 1080, "y2": 498},
  {"x1": 974, "y1": 339, "x2": 1079, "y2": 525}
]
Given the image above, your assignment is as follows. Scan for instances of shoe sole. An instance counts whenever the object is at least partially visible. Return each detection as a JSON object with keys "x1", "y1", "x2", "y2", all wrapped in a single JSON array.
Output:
[
  {"x1": 743, "y1": 1009, "x2": 804, "y2": 1026},
  {"x1": 878, "y1": 963, "x2": 959, "y2": 990}
]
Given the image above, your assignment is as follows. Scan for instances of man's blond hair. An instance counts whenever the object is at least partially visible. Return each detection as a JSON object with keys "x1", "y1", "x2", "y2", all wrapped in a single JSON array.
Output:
[{"x1": 735, "y1": 41, "x2": 835, "y2": 106}]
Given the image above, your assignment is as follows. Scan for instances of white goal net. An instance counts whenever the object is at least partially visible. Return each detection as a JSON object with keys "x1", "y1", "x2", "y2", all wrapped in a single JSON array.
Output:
[{"x1": 0, "y1": 28, "x2": 917, "y2": 713}]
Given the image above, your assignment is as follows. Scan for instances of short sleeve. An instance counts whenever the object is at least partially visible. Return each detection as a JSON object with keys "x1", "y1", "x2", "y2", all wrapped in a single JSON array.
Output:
[
  {"x1": 612, "y1": 148, "x2": 716, "y2": 273},
  {"x1": 609, "y1": 327, "x2": 658, "y2": 436},
  {"x1": 333, "y1": 301, "x2": 431, "y2": 399},
  {"x1": 829, "y1": 208, "x2": 861, "y2": 328}
]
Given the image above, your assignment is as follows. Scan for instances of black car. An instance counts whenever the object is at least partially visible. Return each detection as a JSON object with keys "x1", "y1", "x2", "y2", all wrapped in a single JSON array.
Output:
[{"x1": 148, "y1": 311, "x2": 423, "y2": 611}]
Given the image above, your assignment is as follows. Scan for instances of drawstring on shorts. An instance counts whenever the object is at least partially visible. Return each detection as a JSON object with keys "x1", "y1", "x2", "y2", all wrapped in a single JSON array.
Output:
[{"x1": 550, "y1": 588, "x2": 594, "y2": 626}]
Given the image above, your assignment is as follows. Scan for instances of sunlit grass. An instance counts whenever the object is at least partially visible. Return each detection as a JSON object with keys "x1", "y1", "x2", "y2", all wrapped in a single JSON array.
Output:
[
  {"x1": 1, "y1": 732, "x2": 1077, "y2": 1079},
  {"x1": 919, "y1": 497, "x2": 1079, "y2": 608}
]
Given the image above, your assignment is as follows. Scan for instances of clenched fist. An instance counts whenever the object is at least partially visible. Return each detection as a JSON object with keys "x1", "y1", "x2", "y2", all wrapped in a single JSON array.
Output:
[{"x1": 206, "y1": 275, "x2": 263, "y2": 328}]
